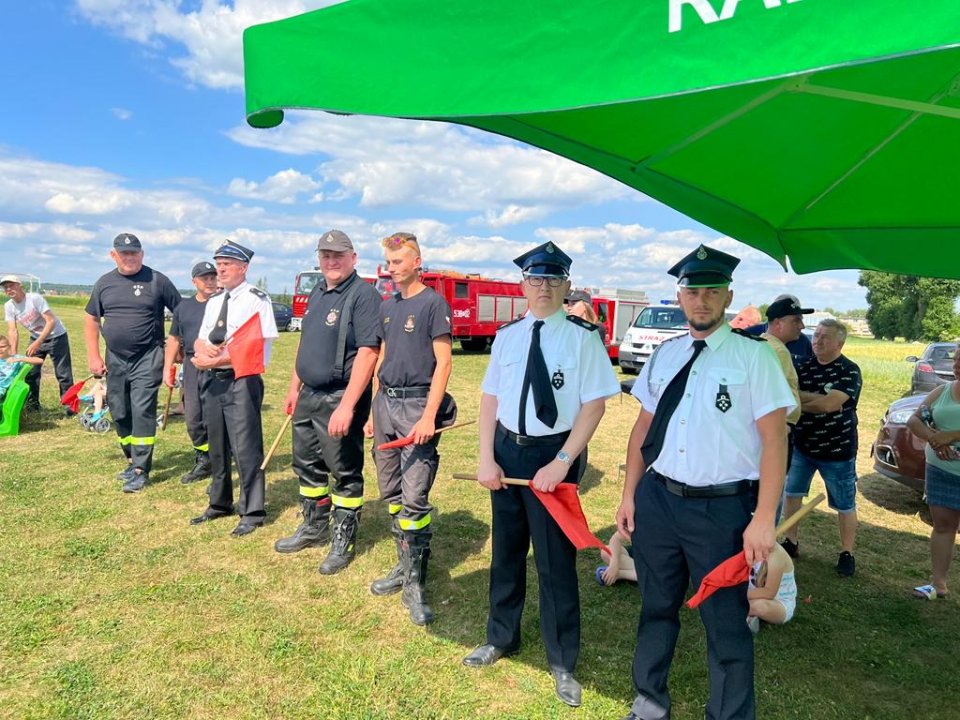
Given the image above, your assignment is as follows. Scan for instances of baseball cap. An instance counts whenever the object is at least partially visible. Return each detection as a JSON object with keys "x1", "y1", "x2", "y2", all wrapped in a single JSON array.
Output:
[
  {"x1": 191, "y1": 261, "x2": 217, "y2": 278},
  {"x1": 317, "y1": 229, "x2": 354, "y2": 252},
  {"x1": 0, "y1": 274, "x2": 21, "y2": 286},
  {"x1": 113, "y1": 233, "x2": 142, "y2": 250},
  {"x1": 766, "y1": 295, "x2": 814, "y2": 320},
  {"x1": 565, "y1": 289, "x2": 592, "y2": 304}
]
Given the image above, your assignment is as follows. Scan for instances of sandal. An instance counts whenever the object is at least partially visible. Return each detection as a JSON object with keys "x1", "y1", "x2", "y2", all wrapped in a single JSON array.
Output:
[
  {"x1": 913, "y1": 584, "x2": 948, "y2": 600},
  {"x1": 595, "y1": 566, "x2": 608, "y2": 586}
]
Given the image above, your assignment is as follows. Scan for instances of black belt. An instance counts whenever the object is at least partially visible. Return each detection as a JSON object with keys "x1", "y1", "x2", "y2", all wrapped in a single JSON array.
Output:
[
  {"x1": 382, "y1": 386, "x2": 430, "y2": 399},
  {"x1": 209, "y1": 368, "x2": 236, "y2": 380},
  {"x1": 653, "y1": 471, "x2": 755, "y2": 498},
  {"x1": 497, "y1": 422, "x2": 569, "y2": 447}
]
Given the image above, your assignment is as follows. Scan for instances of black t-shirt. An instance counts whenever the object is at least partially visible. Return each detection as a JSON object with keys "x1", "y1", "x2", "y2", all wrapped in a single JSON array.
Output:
[
  {"x1": 85, "y1": 267, "x2": 181, "y2": 361},
  {"x1": 794, "y1": 354, "x2": 862, "y2": 460},
  {"x1": 377, "y1": 287, "x2": 452, "y2": 388},
  {"x1": 296, "y1": 272, "x2": 382, "y2": 390},
  {"x1": 169, "y1": 296, "x2": 208, "y2": 357}
]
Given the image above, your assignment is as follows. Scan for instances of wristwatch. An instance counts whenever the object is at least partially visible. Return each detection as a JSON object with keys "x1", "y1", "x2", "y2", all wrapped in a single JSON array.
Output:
[{"x1": 556, "y1": 450, "x2": 572, "y2": 466}]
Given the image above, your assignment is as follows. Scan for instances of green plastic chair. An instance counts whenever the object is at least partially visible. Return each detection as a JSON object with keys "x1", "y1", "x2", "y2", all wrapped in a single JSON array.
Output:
[{"x1": 0, "y1": 363, "x2": 32, "y2": 437}]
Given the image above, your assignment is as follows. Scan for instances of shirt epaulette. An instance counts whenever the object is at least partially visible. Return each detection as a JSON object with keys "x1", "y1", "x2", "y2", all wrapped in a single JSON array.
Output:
[
  {"x1": 565, "y1": 315, "x2": 601, "y2": 333},
  {"x1": 496, "y1": 317, "x2": 525, "y2": 332},
  {"x1": 732, "y1": 328, "x2": 766, "y2": 342},
  {"x1": 250, "y1": 287, "x2": 269, "y2": 299}
]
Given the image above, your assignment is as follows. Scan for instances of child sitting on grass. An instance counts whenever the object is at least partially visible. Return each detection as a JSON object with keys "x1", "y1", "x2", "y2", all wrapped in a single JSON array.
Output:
[
  {"x1": 0, "y1": 334, "x2": 43, "y2": 401},
  {"x1": 595, "y1": 532, "x2": 638, "y2": 586},
  {"x1": 746, "y1": 541, "x2": 797, "y2": 633}
]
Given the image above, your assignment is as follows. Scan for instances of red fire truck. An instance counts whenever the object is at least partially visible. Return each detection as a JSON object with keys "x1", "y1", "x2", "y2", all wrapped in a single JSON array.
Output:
[{"x1": 587, "y1": 288, "x2": 650, "y2": 362}]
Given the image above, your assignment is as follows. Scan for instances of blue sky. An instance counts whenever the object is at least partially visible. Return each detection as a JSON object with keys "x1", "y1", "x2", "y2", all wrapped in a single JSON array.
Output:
[{"x1": 0, "y1": 1, "x2": 867, "y2": 310}]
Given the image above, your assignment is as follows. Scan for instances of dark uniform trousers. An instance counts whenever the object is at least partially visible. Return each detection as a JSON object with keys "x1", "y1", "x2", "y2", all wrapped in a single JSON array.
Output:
[
  {"x1": 372, "y1": 391, "x2": 441, "y2": 528},
  {"x1": 106, "y1": 346, "x2": 163, "y2": 473},
  {"x1": 487, "y1": 425, "x2": 583, "y2": 674},
  {"x1": 630, "y1": 468, "x2": 755, "y2": 720},
  {"x1": 202, "y1": 371, "x2": 266, "y2": 522},
  {"x1": 181, "y1": 358, "x2": 207, "y2": 451},
  {"x1": 25, "y1": 332, "x2": 74, "y2": 406},
  {"x1": 292, "y1": 384, "x2": 371, "y2": 505}
]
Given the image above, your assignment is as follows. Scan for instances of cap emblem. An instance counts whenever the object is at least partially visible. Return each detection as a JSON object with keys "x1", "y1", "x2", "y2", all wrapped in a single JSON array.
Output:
[
  {"x1": 696, "y1": 246, "x2": 708, "y2": 260},
  {"x1": 546, "y1": 243, "x2": 555, "y2": 254}
]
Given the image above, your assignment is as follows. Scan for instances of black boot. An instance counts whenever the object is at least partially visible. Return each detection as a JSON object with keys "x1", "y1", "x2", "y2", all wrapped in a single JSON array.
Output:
[
  {"x1": 370, "y1": 519, "x2": 406, "y2": 596},
  {"x1": 318, "y1": 507, "x2": 360, "y2": 575},
  {"x1": 401, "y1": 530, "x2": 434, "y2": 626},
  {"x1": 274, "y1": 498, "x2": 331, "y2": 553},
  {"x1": 180, "y1": 450, "x2": 212, "y2": 484}
]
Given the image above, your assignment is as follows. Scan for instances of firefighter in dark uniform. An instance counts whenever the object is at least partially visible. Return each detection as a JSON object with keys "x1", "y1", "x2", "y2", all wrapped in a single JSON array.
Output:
[
  {"x1": 463, "y1": 241, "x2": 619, "y2": 708},
  {"x1": 189, "y1": 240, "x2": 278, "y2": 537},
  {"x1": 163, "y1": 261, "x2": 218, "y2": 484},
  {"x1": 84, "y1": 233, "x2": 181, "y2": 493},
  {"x1": 366, "y1": 232, "x2": 456, "y2": 627},
  {"x1": 617, "y1": 245, "x2": 795, "y2": 720},
  {"x1": 274, "y1": 230, "x2": 382, "y2": 575}
]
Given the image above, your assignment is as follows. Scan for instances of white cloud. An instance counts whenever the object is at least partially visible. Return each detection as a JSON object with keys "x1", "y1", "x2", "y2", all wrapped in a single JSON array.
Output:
[
  {"x1": 227, "y1": 169, "x2": 322, "y2": 205},
  {"x1": 74, "y1": 1, "x2": 337, "y2": 90},
  {"x1": 111, "y1": 107, "x2": 132, "y2": 120}
]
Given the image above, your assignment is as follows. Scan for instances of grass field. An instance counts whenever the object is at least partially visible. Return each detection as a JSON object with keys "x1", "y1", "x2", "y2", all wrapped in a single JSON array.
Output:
[{"x1": 2, "y1": 303, "x2": 958, "y2": 719}]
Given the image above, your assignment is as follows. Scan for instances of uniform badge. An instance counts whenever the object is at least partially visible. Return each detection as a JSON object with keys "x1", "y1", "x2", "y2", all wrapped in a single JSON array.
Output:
[
  {"x1": 325, "y1": 308, "x2": 340, "y2": 327},
  {"x1": 133, "y1": 284, "x2": 143, "y2": 297},
  {"x1": 217, "y1": 320, "x2": 224, "y2": 328},
  {"x1": 716, "y1": 384, "x2": 732, "y2": 412},
  {"x1": 696, "y1": 246, "x2": 708, "y2": 260},
  {"x1": 404, "y1": 315, "x2": 416, "y2": 333},
  {"x1": 552, "y1": 369, "x2": 564, "y2": 390}
]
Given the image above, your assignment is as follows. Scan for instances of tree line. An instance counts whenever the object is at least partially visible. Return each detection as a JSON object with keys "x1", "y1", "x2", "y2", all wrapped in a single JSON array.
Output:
[{"x1": 859, "y1": 272, "x2": 960, "y2": 342}]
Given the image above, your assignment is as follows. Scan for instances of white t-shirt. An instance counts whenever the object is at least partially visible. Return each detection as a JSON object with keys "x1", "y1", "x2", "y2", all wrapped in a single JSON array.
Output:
[{"x1": 4, "y1": 293, "x2": 66, "y2": 338}]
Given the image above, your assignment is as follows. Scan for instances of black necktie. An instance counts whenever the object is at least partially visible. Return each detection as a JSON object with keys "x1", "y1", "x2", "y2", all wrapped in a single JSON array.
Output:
[
  {"x1": 518, "y1": 319, "x2": 558, "y2": 434},
  {"x1": 208, "y1": 292, "x2": 230, "y2": 345},
  {"x1": 641, "y1": 339, "x2": 707, "y2": 467}
]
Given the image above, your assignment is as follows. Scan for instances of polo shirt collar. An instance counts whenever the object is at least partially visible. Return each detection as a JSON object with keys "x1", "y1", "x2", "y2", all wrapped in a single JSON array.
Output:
[{"x1": 325, "y1": 271, "x2": 358, "y2": 294}]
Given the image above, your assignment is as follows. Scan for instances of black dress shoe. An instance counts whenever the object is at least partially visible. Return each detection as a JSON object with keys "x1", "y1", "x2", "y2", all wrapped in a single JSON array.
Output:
[
  {"x1": 462, "y1": 644, "x2": 517, "y2": 667},
  {"x1": 231, "y1": 521, "x2": 263, "y2": 537},
  {"x1": 551, "y1": 670, "x2": 582, "y2": 708},
  {"x1": 190, "y1": 508, "x2": 233, "y2": 525}
]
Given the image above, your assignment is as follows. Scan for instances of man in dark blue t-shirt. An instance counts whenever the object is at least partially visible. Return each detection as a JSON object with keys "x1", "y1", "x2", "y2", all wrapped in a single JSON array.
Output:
[
  {"x1": 84, "y1": 233, "x2": 181, "y2": 493},
  {"x1": 164, "y1": 261, "x2": 218, "y2": 484}
]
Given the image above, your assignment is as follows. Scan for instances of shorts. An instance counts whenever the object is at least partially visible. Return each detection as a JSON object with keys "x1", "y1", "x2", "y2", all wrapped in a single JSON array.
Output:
[{"x1": 785, "y1": 448, "x2": 857, "y2": 513}]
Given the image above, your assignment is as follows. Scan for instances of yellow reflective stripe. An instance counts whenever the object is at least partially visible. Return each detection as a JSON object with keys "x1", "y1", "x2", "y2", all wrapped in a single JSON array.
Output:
[
  {"x1": 398, "y1": 515, "x2": 431, "y2": 531},
  {"x1": 130, "y1": 436, "x2": 156, "y2": 446},
  {"x1": 300, "y1": 486, "x2": 329, "y2": 499},
  {"x1": 332, "y1": 495, "x2": 364, "y2": 509},
  {"x1": 194, "y1": 443, "x2": 209, "y2": 452},
  {"x1": 119, "y1": 436, "x2": 133, "y2": 446},
  {"x1": 388, "y1": 503, "x2": 403, "y2": 516}
]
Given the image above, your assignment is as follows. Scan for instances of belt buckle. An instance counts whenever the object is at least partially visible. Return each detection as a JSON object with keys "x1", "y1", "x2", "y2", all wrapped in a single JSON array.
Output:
[{"x1": 386, "y1": 387, "x2": 398, "y2": 398}]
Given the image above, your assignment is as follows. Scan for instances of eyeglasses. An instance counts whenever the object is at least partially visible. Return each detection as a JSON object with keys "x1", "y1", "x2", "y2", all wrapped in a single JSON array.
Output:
[{"x1": 524, "y1": 275, "x2": 566, "y2": 288}]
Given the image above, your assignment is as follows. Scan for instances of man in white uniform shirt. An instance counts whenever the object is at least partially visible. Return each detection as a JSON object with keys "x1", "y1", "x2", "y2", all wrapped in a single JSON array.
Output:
[
  {"x1": 616, "y1": 245, "x2": 795, "y2": 720},
  {"x1": 464, "y1": 241, "x2": 619, "y2": 708},
  {"x1": 190, "y1": 240, "x2": 278, "y2": 537}
]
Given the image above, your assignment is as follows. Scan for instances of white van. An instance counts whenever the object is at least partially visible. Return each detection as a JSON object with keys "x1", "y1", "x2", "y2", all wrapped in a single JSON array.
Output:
[{"x1": 618, "y1": 304, "x2": 688, "y2": 374}]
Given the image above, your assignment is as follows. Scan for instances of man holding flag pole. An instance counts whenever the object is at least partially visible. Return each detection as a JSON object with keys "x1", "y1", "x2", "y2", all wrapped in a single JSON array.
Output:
[
  {"x1": 189, "y1": 240, "x2": 278, "y2": 537},
  {"x1": 616, "y1": 245, "x2": 795, "y2": 720},
  {"x1": 463, "y1": 242, "x2": 619, "y2": 708}
]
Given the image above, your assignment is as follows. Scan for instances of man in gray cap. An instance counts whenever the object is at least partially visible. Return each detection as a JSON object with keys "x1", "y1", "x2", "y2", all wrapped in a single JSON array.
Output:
[
  {"x1": 2, "y1": 274, "x2": 74, "y2": 412},
  {"x1": 163, "y1": 261, "x2": 219, "y2": 484},
  {"x1": 275, "y1": 230, "x2": 382, "y2": 576},
  {"x1": 617, "y1": 244, "x2": 795, "y2": 720},
  {"x1": 190, "y1": 239, "x2": 278, "y2": 537},
  {"x1": 84, "y1": 233, "x2": 182, "y2": 492},
  {"x1": 464, "y1": 241, "x2": 619, "y2": 708}
]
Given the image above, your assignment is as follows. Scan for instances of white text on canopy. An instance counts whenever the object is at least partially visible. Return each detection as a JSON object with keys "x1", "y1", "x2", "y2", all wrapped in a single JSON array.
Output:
[{"x1": 670, "y1": 0, "x2": 804, "y2": 33}]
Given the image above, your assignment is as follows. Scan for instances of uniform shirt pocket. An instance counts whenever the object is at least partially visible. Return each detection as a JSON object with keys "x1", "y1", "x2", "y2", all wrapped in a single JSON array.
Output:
[{"x1": 706, "y1": 367, "x2": 747, "y2": 412}]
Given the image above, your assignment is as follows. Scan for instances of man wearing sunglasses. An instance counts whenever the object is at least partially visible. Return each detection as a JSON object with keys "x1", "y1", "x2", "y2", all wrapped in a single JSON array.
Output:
[{"x1": 464, "y1": 241, "x2": 619, "y2": 708}]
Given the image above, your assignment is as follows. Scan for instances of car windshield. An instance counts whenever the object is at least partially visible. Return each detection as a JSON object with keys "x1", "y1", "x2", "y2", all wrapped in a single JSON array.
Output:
[
  {"x1": 633, "y1": 307, "x2": 687, "y2": 330},
  {"x1": 296, "y1": 272, "x2": 322, "y2": 295},
  {"x1": 928, "y1": 346, "x2": 956, "y2": 362}
]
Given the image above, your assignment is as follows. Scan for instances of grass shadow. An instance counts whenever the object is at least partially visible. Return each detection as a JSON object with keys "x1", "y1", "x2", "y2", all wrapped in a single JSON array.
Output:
[{"x1": 859, "y1": 471, "x2": 929, "y2": 523}]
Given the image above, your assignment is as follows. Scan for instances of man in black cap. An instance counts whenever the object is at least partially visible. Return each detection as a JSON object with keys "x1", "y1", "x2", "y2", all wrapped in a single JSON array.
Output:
[
  {"x1": 274, "y1": 230, "x2": 382, "y2": 575},
  {"x1": 617, "y1": 244, "x2": 795, "y2": 720},
  {"x1": 190, "y1": 240, "x2": 278, "y2": 537},
  {"x1": 464, "y1": 241, "x2": 619, "y2": 708},
  {"x1": 366, "y1": 232, "x2": 456, "y2": 627},
  {"x1": 84, "y1": 233, "x2": 182, "y2": 492},
  {"x1": 163, "y1": 261, "x2": 219, "y2": 484},
  {"x1": 746, "y1": 293, "x2": 814, "y2": 365}
]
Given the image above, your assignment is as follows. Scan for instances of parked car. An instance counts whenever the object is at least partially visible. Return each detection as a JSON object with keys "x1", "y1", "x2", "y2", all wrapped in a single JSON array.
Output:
[
  {"x1": 871, "y1": 393, "x2": 925, "y2": 492},
  {"x1": 272, "y1": 302, "x2": 293, "y2": 332},
  {"x1": 906, "y1": 342, "x2": 956, "y2": 393}
]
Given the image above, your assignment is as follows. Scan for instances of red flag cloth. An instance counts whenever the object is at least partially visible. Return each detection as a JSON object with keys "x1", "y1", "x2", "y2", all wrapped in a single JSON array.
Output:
[
  {"x1": 167, "y1": 363, "x2": 178, "y2": 386},
  {"x1": 377, "y1": 434, "x2": 415, "y2": 451},
  {"x1": 686, "y1": 552, "x2": 750, "y2": 609},
  {"x1": 60, "y1": 379, "x2": 88, "y2": 413},
  {"x1": 530, "y1": 483, "x2": 610, "y2": 555},
  {"x1": 227, "y1": 314, "x2": 265, "y2": 379}
]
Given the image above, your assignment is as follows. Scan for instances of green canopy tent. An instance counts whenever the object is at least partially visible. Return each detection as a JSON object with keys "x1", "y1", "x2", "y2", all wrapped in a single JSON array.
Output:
[{"x1": 243, "y1": 0, "x2": 960, "y2": 277}]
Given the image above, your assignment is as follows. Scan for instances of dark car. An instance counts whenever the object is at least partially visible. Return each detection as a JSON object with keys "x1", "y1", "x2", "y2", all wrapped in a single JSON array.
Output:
[
  {"x1": 272, "y1": 302, "x2": 293, "y2": 332},
  {"x1": 906, "y1": 342, "x2": 956, "y2": 393},
  {"x1": 871, "y1": 393, "x2": 925, "y2": 492}
]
